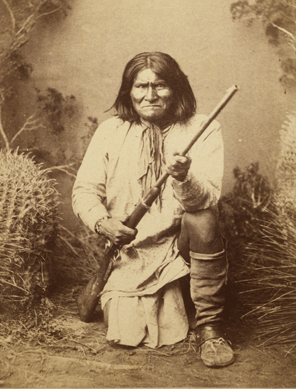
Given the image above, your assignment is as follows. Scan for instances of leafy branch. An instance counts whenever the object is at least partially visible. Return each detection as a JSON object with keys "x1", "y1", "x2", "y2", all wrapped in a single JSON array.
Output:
[
  {"x1": 0, "y1": 0, "x2": 71, "y2": 87},
  {"x1": 231, "y1": 0, "x2": 296, "y2": 86}
]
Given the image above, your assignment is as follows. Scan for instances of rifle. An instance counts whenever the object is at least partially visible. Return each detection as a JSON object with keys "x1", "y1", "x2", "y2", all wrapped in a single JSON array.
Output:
[{"x1": 76, "y1": 85, "x2": 238, "y2": 322}]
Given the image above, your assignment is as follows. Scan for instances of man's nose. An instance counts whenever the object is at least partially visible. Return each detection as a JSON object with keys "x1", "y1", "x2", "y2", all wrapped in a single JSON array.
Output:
[{"x1": 145, "y1": 86, "x2": 158, "y2": 101}]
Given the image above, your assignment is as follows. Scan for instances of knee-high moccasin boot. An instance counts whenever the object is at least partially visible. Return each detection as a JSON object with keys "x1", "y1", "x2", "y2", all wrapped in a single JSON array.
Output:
[{"x1": 190, "y1": 249, "x2": 234, "y2": 367}]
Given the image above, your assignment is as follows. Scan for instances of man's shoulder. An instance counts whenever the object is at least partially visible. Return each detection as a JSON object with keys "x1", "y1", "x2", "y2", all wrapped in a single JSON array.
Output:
[
  {"x1": 93, "y1": 117, "x2": 132, "y2": 143},
  {"x1": 173, "y1": 114, "x2": 221, "y2": 145},
  {"x1": 92, "y1": 117, "x2": 132, "y2": 152},
  {"x1": 98, "y1": 116, "x2": 127, "y2": 131}
]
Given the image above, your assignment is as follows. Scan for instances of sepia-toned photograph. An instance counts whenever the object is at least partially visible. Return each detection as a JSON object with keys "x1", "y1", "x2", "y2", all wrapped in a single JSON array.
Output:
[{"x1": 0, "y1": 0, "x2": 295, "y2": 388}]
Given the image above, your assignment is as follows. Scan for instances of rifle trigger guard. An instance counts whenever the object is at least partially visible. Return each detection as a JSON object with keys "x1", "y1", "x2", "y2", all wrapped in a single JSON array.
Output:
[{"x1": 140, "y1": 197, "x2": 151, "y2": 209}]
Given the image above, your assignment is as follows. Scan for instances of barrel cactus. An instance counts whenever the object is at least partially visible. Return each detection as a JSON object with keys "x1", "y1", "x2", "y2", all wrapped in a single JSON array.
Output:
[
  {"x1": 0, "y1": 149, "x2": 60, "y2": 309},
  {"x1": 276, "y1": 112, "x2": 296, "y2": 207}
]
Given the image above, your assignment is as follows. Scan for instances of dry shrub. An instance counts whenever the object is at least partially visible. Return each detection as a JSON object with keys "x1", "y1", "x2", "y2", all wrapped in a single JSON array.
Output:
[
  {"x1": 0, "y1": 149, "x2": 59, "y2": 310},
  {"x1": 238, "y1": 112, "x2": 296, "y2": 349},
  {"x1": 219, "y1": 162, "x2": 272, "y2": 261},
  {"x1": 241, "y1": 203, "x2": 296, "y2": 348}
]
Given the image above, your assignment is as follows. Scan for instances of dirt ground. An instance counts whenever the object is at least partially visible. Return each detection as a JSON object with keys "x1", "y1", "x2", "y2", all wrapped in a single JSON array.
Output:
[{"x1": 1, "y1": 289, "x2": 296, "y2": 389}]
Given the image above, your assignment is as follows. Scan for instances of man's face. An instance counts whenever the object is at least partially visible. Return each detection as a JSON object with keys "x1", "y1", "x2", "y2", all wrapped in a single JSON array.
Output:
[{"x1": 130, "y1": 68, "x2": 174, "y2": 124}]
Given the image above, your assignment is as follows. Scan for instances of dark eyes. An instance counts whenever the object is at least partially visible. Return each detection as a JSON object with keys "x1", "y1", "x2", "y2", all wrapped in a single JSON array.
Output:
[
  {"x1": 156, "y1": 84, "x2": 167, "y2": 89},
  {"x1": 135, "y1": 83, "x2": 167, "y2": 90}
]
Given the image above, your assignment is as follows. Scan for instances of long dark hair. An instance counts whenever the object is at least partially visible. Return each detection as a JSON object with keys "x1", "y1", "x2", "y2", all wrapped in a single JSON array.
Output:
[{"x1": 112, "y1": 52, "x2": 196, "y2": 123}]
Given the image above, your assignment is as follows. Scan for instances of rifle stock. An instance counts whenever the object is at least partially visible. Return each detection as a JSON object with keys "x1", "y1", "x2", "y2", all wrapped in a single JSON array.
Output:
[
  {"x1": 76, "y1": 85, "x2": 238, "y2": 322},
  {"x1": 76, "y1": 244, "x2": 117, "y2": 322}
]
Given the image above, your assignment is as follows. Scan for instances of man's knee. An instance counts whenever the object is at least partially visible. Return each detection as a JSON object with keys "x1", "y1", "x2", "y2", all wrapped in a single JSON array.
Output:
[
  {"x1": 182, "y1": 209, "x2": 218, "y2": 239},
  {"x1": 180, "y1": 209, "x2": 223, "y2": 253}
]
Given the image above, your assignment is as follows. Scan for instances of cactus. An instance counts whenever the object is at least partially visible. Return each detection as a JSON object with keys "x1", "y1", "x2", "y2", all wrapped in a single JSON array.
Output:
[
  {"x1": 276, "y1": 112, "x2": 296, "y2": 207},
  {"x1": 0, "y1": 149, "x2": 60, "y2": 309}
]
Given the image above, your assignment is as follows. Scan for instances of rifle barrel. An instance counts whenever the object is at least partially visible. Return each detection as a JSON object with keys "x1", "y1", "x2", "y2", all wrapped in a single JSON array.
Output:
[{"x1": 153, "y1": 85, "x2": 238, "y2": 189}]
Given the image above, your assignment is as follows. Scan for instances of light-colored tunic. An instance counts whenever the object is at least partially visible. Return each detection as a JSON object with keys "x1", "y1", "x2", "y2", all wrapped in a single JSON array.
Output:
[{"x1": 72, "y1": 114, "x2": 224, "y2": 348}]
